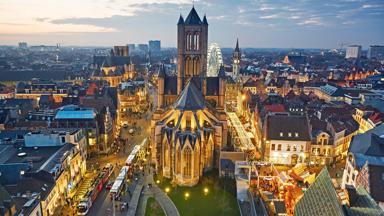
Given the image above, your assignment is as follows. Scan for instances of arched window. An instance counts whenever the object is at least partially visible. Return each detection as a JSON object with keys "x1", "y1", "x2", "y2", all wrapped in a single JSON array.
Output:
[
  {"x1": 176, "y1": 145, "x2": 181, "y2": 173},
  {"x1": 183, "y1": 146, "x2": 192, "y2": 178},
  {"x1": 194, "y1": 144, "x2": 200, "y2": 176},
  {"x1": 163, "y1": 141, "x2": 169, "y2": 168}
]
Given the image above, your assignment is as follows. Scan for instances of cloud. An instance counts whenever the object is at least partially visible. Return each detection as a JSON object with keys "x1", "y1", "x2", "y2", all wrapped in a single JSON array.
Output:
[
  {"x1": 210, "y1": 15, "x2": 226, "y2": 21},
  {"x1": 35, "y1": 17, "x2": 50, "y2": 22},
  {"x1": 297, "y1": 17, "x2": 324, "y2": 26},
  {"x1": 361, "y1": 4, "x2": 383, "y2": 9},
  {"x1": 259, "y1": 14, "x2": 280, "y2": 19}
]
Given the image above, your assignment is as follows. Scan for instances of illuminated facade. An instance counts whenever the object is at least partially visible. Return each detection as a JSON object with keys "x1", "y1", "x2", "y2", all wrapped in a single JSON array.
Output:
[{"x1": 151, "y1": 7, "x2": 227, "y2": 186}]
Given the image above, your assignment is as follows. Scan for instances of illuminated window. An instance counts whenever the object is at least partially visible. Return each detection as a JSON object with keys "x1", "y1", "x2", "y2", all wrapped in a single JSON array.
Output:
[
  {"x1": 301, "y1": 145, "x2": 304, "y2": 152},
  {"x1": 277, "y1": 144, "x2": 282, "y2": 151},
  {"x1": 272, "y1": 144, "x2": 275, "y2": 151},
  {"x1": 279, "y1": 132, "x2": 283, "y2": 137},
  {"x1": 293, "y1": 145, "x2": 297, "y2": 151},
  {"x1": 286, "y1": 145, "x2": 291, "y2": 151},
  {"x1": 288, "y1": 133, "x2": 292, "y2": 137},
  {"x1": 295, "y1": 133, "x2": 299, "y2": 137}
]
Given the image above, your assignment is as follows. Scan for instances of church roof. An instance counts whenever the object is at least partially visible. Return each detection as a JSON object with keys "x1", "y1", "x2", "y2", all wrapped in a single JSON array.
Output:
[
  {"x1": 184, "y1": 7, "x2": 202, "y2": 25},
  {"x1": 174, "y1": 80, "x2": 205, "y2": 111},
  {"x1": 294, "y1": 167, "x2": 344, "y2": 216}
]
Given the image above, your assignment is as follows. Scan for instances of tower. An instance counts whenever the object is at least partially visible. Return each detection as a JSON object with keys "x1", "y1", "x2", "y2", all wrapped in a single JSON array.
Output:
[
  {"x1": 232, "y1": 38, "x2": 241, "y2": 79},
  {"x1": 177, "y1": 7, "x2": 208, "y2": 95}
]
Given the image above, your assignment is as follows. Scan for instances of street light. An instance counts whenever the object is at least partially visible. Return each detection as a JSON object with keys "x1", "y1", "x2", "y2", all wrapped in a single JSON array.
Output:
[
  {"x1": 184, "y1": 192, "x2": 190, "y2": 199},
  {"x1": 165, "y1": 187, "x2": 170, "y2": 193},
  {"x1": 156, "y1": 180, "x2": 160, "y2": 184},
  {"x1": 203, "y1": 187, "x2": 209, "y2": 195}
]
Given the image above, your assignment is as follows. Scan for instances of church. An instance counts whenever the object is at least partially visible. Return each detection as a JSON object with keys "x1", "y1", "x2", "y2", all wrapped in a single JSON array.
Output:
[{"x1": 151, "y1": 7, "x2": 228, "y2": 186}]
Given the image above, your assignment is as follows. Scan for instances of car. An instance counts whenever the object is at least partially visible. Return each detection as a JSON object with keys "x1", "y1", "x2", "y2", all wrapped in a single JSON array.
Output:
[{"x1": 106, "y1": 181, "x2": 114, "y2": 190}]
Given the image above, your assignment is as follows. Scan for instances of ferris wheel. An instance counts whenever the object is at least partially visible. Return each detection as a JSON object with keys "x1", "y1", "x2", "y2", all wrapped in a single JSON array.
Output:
[{"x1": 207, "y1": 43, "x2": 223, "y2": 77}]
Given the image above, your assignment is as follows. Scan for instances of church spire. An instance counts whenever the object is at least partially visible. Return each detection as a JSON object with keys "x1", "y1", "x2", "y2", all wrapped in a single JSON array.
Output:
[{"x1": 235, "y1": 38, "x2": 240, "y2": 52}]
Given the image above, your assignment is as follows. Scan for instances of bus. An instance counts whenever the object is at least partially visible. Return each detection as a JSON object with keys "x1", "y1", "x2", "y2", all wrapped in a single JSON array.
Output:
[
  {"x1": 110, "y1": 166, "x2": 129, "y2": 199},
  {"x1": 125, "y1": 138, "x2": 148, "y2": 166}
]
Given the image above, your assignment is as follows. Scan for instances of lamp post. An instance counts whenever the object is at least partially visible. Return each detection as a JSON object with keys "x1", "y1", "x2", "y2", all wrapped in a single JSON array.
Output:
[{"x1": 112, "y1": 194, "x2": 115, "y2": 216}]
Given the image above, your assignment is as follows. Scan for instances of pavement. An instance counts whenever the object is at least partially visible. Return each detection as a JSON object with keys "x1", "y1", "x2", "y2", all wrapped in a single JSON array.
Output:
[{"x1": 136, "y1": 164, "x2": 180, "y2": 216}]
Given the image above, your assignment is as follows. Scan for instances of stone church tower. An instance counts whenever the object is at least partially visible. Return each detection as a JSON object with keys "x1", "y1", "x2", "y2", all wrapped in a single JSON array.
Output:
[
  {"x1": 151, "y1": 7, "x2": 227, "y2": 186},
  {"x1": 177, "y1": 6, "x2": 208, "y2": 94}
]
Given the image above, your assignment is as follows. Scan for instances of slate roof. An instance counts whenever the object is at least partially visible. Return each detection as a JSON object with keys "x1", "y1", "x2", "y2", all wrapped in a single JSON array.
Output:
[
  {"x1": 206, "y1": 77, "x2": 219, "y2": 96},
  {"x1": 349, "y1": 124, "x2": 384, "y2": 157},
  {"x1": 345, "y1": 186, "x2": 384, "y2": 216},
  {"x1": 266, "y1": 115, "x2": 311, "y2": 141},
  {"x1": 174, "y1": 80, "x2": 205, "y2": 111},
  {"x1": 362, "y1": 164, "x2": 384, "y2": 202},
  {"x1": 294, "y1": 167, "x2": 345, "y2": 216},
  {"x1": 184, "y1": 7, "x2": 202, "y2": 25},
  {"x1": 164, "y1": 76, "x2": 177, "y2": 95}
]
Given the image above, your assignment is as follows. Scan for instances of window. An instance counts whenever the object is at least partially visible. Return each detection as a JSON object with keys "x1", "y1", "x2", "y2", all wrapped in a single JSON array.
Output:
[
  {"x1": 61, "y1": 137, "x2": 66, "y2": 143},
  {"x1": 295, "y1": 133, "x2": 299, "y2": 137},
  {"x1": 279, "y1": 132, "x2": 283, "y2": 137},
  {"x1": 286, "y1": 145, "x2": 291, "y2": 151},
  {"x1": 293, "y1": 145, "x2": 297, "y2": 151},
  {"x1": 272, "y1": 144, "x2": 276, "y2": 151},
  {"x1": 277, "y1": 144, "x2": 282, "y2": 151},
  {"x1": 300, "y1": 145, "x2": 304, "y2": 152},
  {"x1": 288, "y1": 133, "x2": 292, "y2": 137}
]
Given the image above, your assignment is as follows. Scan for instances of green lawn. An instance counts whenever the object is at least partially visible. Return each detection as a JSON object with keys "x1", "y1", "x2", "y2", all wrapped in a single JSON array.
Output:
[
  {"x1": 145, "y1": 197, "x2": 166, "y2": 216},
  {"x1": 156, "y1": 172, "x2": 240, "y2": 216}
]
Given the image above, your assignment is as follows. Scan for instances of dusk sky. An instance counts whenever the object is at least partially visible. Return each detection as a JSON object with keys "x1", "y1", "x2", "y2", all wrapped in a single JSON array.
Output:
[{"x1": 0, "y1": 0, "x2": 383, "y2": 48}]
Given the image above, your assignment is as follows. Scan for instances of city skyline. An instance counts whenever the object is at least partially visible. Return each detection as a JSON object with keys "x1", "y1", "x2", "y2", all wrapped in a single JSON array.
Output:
[{"x1": 0, "y1": 0, "x2": 383, "y2": 48}]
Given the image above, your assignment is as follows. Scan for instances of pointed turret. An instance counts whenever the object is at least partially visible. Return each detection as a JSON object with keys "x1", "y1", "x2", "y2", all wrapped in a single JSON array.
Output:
[
  {"x1": 203, "y1": 14, "x2": 208, "y2": 25},
  {"x1": 158, "y1": 64, "x2": 166, "y2": 78},
  {"x1": 178, "y1": 14, "x2": 184, "y2": 25},
  {"x1": 185, "y1": 6, "x2": 202, "y2": 25}
]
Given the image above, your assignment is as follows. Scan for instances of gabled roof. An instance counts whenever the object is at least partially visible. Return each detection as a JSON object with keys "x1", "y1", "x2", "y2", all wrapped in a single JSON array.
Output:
[
  {"x1": 174, "y1": 80, "x2": 205, "y2": 111},
  {"x1": 294, "y1": 168, "x2": 344, "y2": 216},
  {"x1": 349, "y1": 124, "x2": 384, "y2": 157},
  {"x1": 266, "y1": 115, "x2": 311, "y2": 141},
  {"x1": 184, "y1": 7, "x2": 202, "y2": 25}
]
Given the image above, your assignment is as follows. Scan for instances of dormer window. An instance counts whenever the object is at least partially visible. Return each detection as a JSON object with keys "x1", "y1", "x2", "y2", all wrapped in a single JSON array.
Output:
[
  {"x1": 295, "y1": 133, "x2": 299, "y2": 137},
  {"x1": 280, "y1": 132, "x2": 283, "y2": 137},
  {"x1": 288, "y1": 133, "x2": 292, "y2": 137}
]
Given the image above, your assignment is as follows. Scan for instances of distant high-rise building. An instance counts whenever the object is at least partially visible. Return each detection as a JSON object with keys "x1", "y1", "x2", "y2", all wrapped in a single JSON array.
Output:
[
  {"x1": 113, "y1": 45, "x2": 129, "y2": 56},
  {"x1": 127, "y1": 44, "x2": 135, "y2": 54},
  {"x1": 137, "y1": 44, "x2": 149, "y2": 53},
  {"x1": 345, "y1": 45, "x2": 362, "y2": 59},
  {"x1": 367, "y1": 45, "x2": 384, "y2": 60},
  {"x1": 149, "y1": 40, "x2": 161, "y2": 53},
  {"x1": 18, "y1": 42, "x2": 27, "y2": 49}
]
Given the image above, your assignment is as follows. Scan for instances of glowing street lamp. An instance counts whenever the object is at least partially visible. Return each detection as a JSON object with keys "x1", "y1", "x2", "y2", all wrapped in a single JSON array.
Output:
[
  {"x1": 203, "y1": 187, "x2": 209, "y2": 195},
  {"x1": 156, "y1": 180, "x2": 160, "y2": 184},
  {"x1": 184, "y1": 192, "x2": 190, "y2": 199},
  {"x1": 165, "y1": 187, "x2": 170, "y2": 193}
]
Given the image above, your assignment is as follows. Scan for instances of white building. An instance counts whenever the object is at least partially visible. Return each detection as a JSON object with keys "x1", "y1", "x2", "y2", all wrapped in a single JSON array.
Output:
[
  {"x1": 264, "y1": 114, "x2": 311, "y2": 165},
  {"x1": 345, "y1": 45, "x2": 362, "y2": 59}
]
